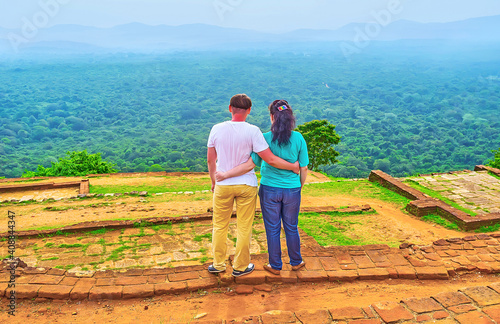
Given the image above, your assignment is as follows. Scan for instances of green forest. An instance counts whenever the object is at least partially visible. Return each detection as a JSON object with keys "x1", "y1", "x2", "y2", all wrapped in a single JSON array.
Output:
[{"x1": 1, "y1": 42, "x2": 499, "y2": 178}]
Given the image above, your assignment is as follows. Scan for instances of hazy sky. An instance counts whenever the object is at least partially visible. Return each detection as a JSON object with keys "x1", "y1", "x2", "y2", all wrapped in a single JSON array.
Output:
[{"x1": 1, "y1": 0, "x2": 500, "y2": 32}]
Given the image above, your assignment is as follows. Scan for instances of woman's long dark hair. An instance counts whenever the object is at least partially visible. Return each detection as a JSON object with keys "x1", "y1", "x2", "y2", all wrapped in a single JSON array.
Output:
[{"x1": 269, "y1": 99, "x2": 296, "y2": 146}]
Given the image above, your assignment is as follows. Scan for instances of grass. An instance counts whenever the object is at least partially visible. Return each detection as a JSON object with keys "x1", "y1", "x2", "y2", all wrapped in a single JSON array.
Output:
[
  {"x1": 298, "y1": 210, "x2": 379, "y2": 246},
  {"x1": 40, "y1": 257, "x2": 59, "y2": 261},
  {"x1": 303, "y1": 180, "x2": 411, "y2": 208},
  {"x1": 488, "y1": 171, "x2": 500, "y2": 181},
  {"x1": 89, "y1": 176, "x2": 211, "y2": 194},
  {"x1": 43, "y1": 202, "x2": 114, "y2": 211},
  {"x1": 87, "y1": 228, "x2": 113, "y2": 235},
  {"x1": 106, "y1": 245, "x2": 133, "y2": 261},
  {"x1": 421, "y1": 214, "x2": 460, "y2": 231},
  {"x1": 476, "y1": 223, "x2": 500, "y2": 233},
  {"x1": 193, "y1": 233, "x2": 212, "y2": 242},
  {"x1": 58, "y1": 243, "x2": 83, "y2": 248},
  {"x1": 404, "y1": 180, "x2": 478, "y2": 216}
]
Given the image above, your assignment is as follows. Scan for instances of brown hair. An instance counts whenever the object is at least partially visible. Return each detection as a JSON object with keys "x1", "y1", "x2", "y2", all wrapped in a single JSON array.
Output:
[
  {"x1": 230, "y1": 94, "x2": 252, "y2": 110},
  {"x1": 269, "y1": 99, "x2": 296, "y2": 146}
]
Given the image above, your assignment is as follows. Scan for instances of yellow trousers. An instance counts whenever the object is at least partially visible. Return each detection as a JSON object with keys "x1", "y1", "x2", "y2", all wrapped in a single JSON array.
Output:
[{"x1": 212, "y1": 184, "x2": 258, "y2": 272}]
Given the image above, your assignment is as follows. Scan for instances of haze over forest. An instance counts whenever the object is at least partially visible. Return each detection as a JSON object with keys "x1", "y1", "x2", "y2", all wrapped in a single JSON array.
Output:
[{"x1": 0, "y1": 11, "x2": 499, "y2": 178}]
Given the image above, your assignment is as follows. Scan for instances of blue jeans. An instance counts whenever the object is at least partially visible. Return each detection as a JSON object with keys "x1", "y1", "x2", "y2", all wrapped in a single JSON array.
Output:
[{"x1": 259, "y1": 184, "x2": 302, "y2": 270}]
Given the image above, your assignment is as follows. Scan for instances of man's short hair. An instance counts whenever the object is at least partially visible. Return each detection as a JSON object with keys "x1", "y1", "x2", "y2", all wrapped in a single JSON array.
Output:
[{"x1": 230, "y1": 94, "x2": 252, "y2": 110}]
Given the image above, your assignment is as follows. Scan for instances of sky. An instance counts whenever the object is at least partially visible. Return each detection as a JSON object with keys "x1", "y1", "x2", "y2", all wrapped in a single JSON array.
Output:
[{"x1": 1, "y1": 0, "x2": 500, "y2": 32}]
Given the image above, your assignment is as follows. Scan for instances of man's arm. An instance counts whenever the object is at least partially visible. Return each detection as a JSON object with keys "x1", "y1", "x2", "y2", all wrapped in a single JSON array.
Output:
[
  {"x1": 207, "y1": 147, "x2": 217, "y2": 192},
  {"x1": 257, "y1": 148, "x2": 299, "y2": 174}
]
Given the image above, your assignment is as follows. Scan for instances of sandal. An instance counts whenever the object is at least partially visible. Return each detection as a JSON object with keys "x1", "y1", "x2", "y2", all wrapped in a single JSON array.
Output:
[
  {"x1": 263, "y1": 264, "x2": 280, "y2": 275},
  {"x1": 291, "y1": 261, "x2": 306, "y2": 271}
]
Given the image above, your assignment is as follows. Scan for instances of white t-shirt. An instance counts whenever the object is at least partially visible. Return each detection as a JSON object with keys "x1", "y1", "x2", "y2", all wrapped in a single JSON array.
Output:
[{"x1": 207, "y1": 121, "x2": 269, "y2": 187}]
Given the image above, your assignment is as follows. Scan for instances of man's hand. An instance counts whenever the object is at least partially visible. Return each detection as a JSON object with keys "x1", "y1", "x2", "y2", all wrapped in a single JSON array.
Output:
[
  {"x1": 211, "y1": 179, "x2": 216, "y2": 192},
  {"x1": 292, "y1": 161, "x2": 300, "y2": 174},
  {"x1": 215, "y1": 171, "x2": 228, "y2": 182}
]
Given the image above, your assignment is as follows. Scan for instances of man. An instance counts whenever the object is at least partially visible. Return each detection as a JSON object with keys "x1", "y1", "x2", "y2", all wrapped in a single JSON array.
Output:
[{"x1": 207, "y1": 94, "x2": 299, "y2": 277}]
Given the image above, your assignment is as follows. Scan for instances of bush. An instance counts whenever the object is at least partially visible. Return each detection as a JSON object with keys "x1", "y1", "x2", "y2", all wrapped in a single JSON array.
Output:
[{"x1": 22, "y1": 150, "x2": 117, "y2": 177}]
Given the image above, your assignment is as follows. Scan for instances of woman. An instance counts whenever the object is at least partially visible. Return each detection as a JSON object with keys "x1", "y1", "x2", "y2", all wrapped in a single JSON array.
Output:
[{"x1": 216, "y1": 99, "x2": 308, "y2": 274}]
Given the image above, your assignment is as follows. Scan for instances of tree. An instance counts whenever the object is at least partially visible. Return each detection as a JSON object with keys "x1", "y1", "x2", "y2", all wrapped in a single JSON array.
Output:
[
  {"x1": 296, "y1": 120, "x2": 341, "y2": 171},
  {"x1": 22, "y1": 150, "x2": 117, "y2": 177},
  {"x1": 488, "y1": 148, "x2": 500, "y2": 169}
]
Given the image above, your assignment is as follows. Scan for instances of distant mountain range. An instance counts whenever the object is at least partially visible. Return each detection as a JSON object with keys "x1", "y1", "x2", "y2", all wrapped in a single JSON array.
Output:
[{"x1": 0, "y1": 15, "x2": 499, "y2": 53}]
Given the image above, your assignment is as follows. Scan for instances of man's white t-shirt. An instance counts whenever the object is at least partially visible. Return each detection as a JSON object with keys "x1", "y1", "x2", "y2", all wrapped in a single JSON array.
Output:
[{"x1": 207, "y1": 121, "x2": 269, "y2": 187}]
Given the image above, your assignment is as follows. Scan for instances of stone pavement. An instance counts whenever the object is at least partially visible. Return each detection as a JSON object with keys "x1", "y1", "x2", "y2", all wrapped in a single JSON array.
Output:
[
  {"x1": 223, "y1": 283, "x2": 500, "y2": 323},
  {"x1": 2, "y1": 234, "x2": 500, "y2": 302},
  {"x1": 408, "y1": 171, "x2": 500, "y2": 215}
]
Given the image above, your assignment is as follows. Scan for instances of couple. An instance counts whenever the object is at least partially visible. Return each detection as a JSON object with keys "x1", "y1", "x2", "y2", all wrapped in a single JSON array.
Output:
[{"x1": 207, "y1": 94, "x2": 309, "y2": 277}]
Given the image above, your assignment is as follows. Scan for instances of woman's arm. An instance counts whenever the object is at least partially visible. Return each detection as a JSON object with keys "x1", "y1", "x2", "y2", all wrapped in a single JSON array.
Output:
[
  {"x1": 300, "y1": 166, "x2": 308, "y2": 189},
  {"x1": 257, "y1": 148, "x2": 299, "y2": 174},
  {"x1": 215, "y1": 158, "x2": 256, "y2": 182}
]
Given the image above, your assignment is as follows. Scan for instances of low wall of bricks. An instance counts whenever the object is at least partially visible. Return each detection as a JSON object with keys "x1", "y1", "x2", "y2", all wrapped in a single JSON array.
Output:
[
  {"x1": 0, "y1": 179, "x2": 89, "y2": 195},
  {"x1": 476, "y1": 164, "x2": 500, "y2": 177},
  {"x1": 226, "y1": 283, "x2": 500, "y2": 324},
  {"x1": 368, "y1": 170, "x2": 426, "y2": 200},
  {"x1": 85, "y1": 171, "x2": 208, "y2": 178},
  {"x1": 369, "y1": 169, "x2": 500, "y2": 231},
  {"x1": 1, "y1": 234, "x2": 500, "y2": 301}
]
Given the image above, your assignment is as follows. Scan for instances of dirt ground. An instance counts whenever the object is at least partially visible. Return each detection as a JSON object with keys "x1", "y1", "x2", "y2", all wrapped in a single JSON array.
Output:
[
  {"x1": 1, "y1": 172, "x2": 498, "y2": 322},
  {"x1": 1, "y1": 274, "x2": 499, "y2": 323}
]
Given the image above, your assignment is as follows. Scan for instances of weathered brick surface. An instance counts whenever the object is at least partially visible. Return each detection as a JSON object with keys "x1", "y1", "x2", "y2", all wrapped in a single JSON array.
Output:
[
  {"x1": 402, "y1": 297, "x2": 443, "y2": 313},
  {"x1": 13, "y1": 284, "x2": 41, "y2": 299},
  {"x1": 260, "y1": 310, "x2": 296, "y2": 323},
  {"x1": 117, "y1": 268, "x2": 143, "y2": 276},
  {"x1": 147, "y1": 275, "x2": 167, "y2": 284},
  {"x1": 94, "y1": 270, "x2": 115, "y2": 278},
  {"x1": 234, "y1": 271, "x2": 266, "y2": 285},
  {"x1": 447, "y1": 304, "x2": 476, "y2": 314},
  {"x1": 394, "y1": 266, "x2": 416, "y2": 279},
  {"x1": 122, "y1": 284, "x2": 154, "y2": 299},
  {"x1": 0, "y1": 283, "x2": 7, "y2": 297},
  {"x1": 352, "y1": 256, "x2": 376, "y2": 269},
  {"x1": 483, "y1": 305, "x2": 500, "y2": 322},
  {"x1": 433, "y1": 291, "x2": 472, "y2": 307},
  {"x1": 89, "y1": 286, "x2": 123, "y2": 300},
  {"x1": 294, "y1": 309, "x2": 331, "y2": 324},
  {"x1": 357, "y1": 268, "x2": 389, "y2": 280},
  {"x1": 303, "y1": 257, "x2": 323, "y2": 270},
  {"x1": 461, "y1": 286, "x2": 500, "y2": 306},
  {"x1": 297, "y1": 270, "x2": 328, "y2": 282},
  {"x1": 187, "y1": 278, "x2": 219, "y2": 291},
  {"x1": 59, "y1": 276, "x2": 79, "y2": 286},
  {"x1": 70, "y1": 285, "x2": 92, "y2": 300},
  {"x1": 168, "y1": 272, "x2": 199, "y2": 282},
  {"x1": 143, "y1": 268, "x2": 175, "y2": 276},
  {"x1": 372, "y1": 301, "x2": 414, "y2": 323},
  {"x1": 46, "y1": 268, "x2": 66, "y2": 276},
  {"x1": 29, "y1": 274, "x2": 64, "y2": 285},
  {"x1": 319, "y1": 257, "x2": 340, "y2": 271},
  {"x1": 455, "y1": 311, "x2": 495, "y2": 324},
  {"x1": 154, "y1": 282, "x2": 187, "y2": 295},
  {"x1": 329, "y1": 307, "x2": 365, "y2": 320},
  {"x1": 266, "y1": 271, "x2": 297, "y2": 283},
  {"x1": 433, "y1": 310, "x2": 450, "y2": 319},
  {"x1": 96, "y1": 278, "x2": 115, "y2": 286},
  {"x1": 415, "y1": 266, "x2": 448, "y2": 280},
  {"x1": 114, "y1": 276, "x2": 148, "y2": 286},
  {"x1": 38, "y1": 285, "x2": 73, "y2": 299},
  {"x1": 327, "y1": 270, "x2": 358, "y2": 282},
  {"x1": 234, "y1": 285, "x2": 253, "y2": 295}
]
